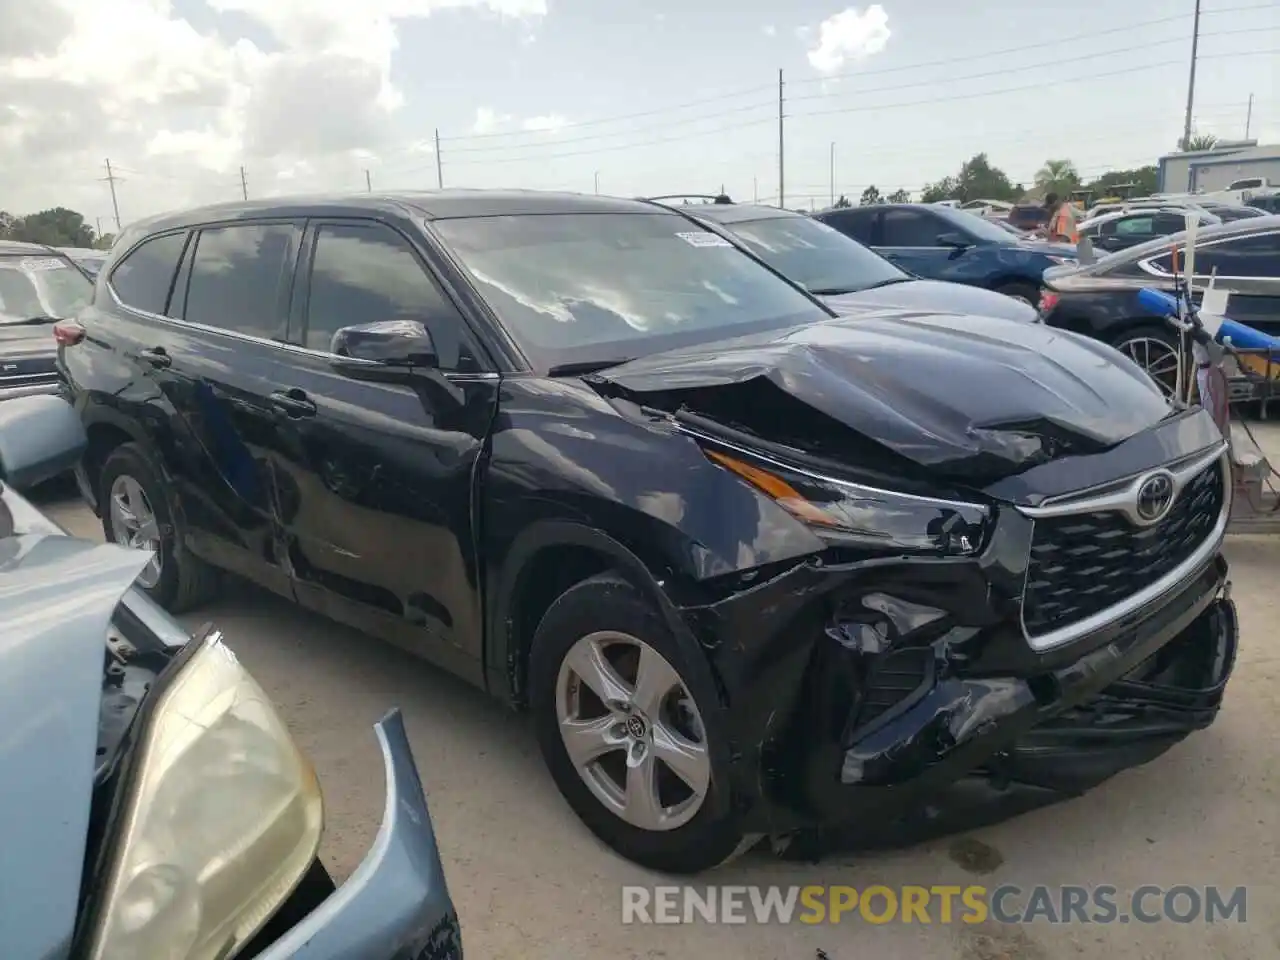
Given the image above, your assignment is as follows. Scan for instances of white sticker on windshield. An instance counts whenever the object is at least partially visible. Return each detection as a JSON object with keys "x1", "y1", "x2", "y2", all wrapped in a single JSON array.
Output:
[
  {"x1": 18, "y1": 257, "x2": 68, "y2": 271},
  {"x1": 676, "y1": 231, "x2": 732, "y2": 248}
]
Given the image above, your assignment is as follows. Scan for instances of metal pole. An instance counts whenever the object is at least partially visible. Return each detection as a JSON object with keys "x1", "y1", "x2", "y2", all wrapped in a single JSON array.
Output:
[
  {"x1": 594, "y1": 171, "x2": 600, "y2": 194},
  {"x1": 434, "y1": 128, "x2": 443, "y2": 189},
  {"x1": 239, "y1": 166, "x2": 248, "y2": 200},
  {"x1": 753, "y1": 176, "x2": 758, "y2": 203},
  {"x1": 829, "y1": 142, "x2": 835, "y2": 207},
  {"x1": 103, "y1": 159, "x2": 121, "y2": 231},
  {"x1": 1245, "y1": 93, "x2": 1254, "y2": 139},
  {"x1": 366, "y1": 169, "x2": 373, "y2": 192},
  {"x1": 778, "y1": 69, "x2": 785, "y2": 209},
  {"x1": 1180, "y1": 0, "x2": 1201, "y2": 150}
]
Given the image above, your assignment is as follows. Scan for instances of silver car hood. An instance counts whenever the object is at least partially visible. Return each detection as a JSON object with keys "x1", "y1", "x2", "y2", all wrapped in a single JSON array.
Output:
[{"x1": 0, "y1": 531, "x2": 153, "y2": 960}]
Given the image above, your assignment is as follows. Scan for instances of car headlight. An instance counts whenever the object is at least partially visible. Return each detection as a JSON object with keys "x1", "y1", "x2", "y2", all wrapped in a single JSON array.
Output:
[
  {"x1": 703, "y1": 445, "x2": 991, "y2": 555},
  {"x1": 88, "y1": 632, "x2": 323, "y2": 960}
]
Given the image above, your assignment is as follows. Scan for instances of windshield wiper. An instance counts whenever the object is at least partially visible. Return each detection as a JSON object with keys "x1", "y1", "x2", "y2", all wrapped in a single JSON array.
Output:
[
  {"x1": 548, "y1": 358, "x2": 634, "y2": 377},
  {"x1": 0, "y1": 314, "x2": 62, "y2": 326},
  {"x1": 809, "y1": 278, "x2": 912, "y2": 296}
]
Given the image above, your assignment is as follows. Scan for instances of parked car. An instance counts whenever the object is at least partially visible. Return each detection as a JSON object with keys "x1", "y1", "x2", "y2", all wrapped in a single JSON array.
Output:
[
  {"x1": 60, "y1": 190, "x2": 1238, "y2": 874},
  {"x1": 1008, "y1": 203, "x2": 1050, "y2": 231},
  {"x1": 1, "y1": 241, "x2": 93, "y2": 404},
  {"x1": 1249, "y1": 194, "x2": 1280, "y2": 215},
  {"x1": 1079, "y1": 206, "x2": 1219, "y2": 254},
  {"x1": 0, "y1": 394, "x2": 462, "y2": 960},
  {"x1": 57, "y1": 245, "x2": 110, "y2": 278},
  {"x1": 1039, "y1": 215, "x2": 1280, "y2": 397},
  {"x1": 813, "y1": 202, "x2": 1076, "y2": 306},
  {"x1": 675, "y1": 200, "x2": 1037, "y2": 322}
]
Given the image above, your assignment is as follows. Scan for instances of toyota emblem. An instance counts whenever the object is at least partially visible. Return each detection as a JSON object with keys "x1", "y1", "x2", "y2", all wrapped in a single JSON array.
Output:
[{"x1": 1135, "y1": 471, "x2": 1176, "y2": 524}]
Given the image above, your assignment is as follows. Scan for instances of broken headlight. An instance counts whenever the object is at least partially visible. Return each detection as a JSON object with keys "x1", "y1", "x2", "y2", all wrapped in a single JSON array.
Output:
[
  {"x1": 87, "y1": 633, "x2": 323, "y2": 960},
  {"x1": 704, "y1": 446, "x2": 991, "y2": 555}
]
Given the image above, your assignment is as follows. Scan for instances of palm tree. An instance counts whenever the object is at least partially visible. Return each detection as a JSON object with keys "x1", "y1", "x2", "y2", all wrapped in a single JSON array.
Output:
[
  {"x1": 1181, "y1": 133, "x2": 1218, "y2": 152},
  {"x1": 1034, "y1": 159, "x2": 1080, "y2": 197}
]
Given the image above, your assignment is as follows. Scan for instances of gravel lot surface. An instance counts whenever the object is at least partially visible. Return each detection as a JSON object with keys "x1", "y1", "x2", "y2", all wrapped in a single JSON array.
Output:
[{"x1": 39, "y1": 489, "x2": 1280, "y2": 960}]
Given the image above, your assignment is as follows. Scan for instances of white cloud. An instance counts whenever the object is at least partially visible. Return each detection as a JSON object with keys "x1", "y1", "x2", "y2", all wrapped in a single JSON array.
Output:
[
  {"x1": 0, "y1": 0, "x2": 546, "y2": 225},
  {"x1": 762, "y1": 25, "x2": 777, "y2": 37},
  {"x1": 472, "y1": 106, "x2": 514, "y2": 134},
  {"x1": 806, "y1": 5, "x2": 891, "y2": 74},
  {"x1": 522, "y1": 113, "x2": 568, "y2": 132}
]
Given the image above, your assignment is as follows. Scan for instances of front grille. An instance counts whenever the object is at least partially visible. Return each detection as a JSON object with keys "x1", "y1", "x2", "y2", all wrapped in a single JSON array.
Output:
[{"x1": 1023, "y1": 460, "x2": 1224, "y2": 637}]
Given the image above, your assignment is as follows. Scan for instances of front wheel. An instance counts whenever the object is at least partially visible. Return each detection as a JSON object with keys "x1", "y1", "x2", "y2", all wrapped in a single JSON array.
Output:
[
  {"x1": 529, "y1": 574, "x2": 749, "y2": 873},
  {"x1": 995, "y1": 281, "x2": 1039, "y2": 307},
  {"x1": 1110, "y1": 325, "x2": 1183, "y2": 398}
]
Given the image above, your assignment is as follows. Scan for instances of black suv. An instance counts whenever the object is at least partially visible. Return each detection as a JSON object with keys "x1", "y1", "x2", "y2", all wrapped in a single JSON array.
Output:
[{"x1": 58, "y1": 190, "x2": 1237, "y2": 873}]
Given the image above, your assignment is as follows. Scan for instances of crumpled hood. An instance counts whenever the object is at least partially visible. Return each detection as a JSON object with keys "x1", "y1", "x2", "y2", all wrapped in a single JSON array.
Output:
[
  {"x1": 822, "y1": 279, "x2": 1038, "y2": 323},
  {"x1": 590, "y1": 310, "x2": 1172, "y2": 483},
  {"x1": 0, "y1": 532, "x2": 153, "y2": 960}
]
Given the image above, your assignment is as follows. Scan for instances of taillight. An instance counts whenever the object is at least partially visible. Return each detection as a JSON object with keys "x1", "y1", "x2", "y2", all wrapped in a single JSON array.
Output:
[
  {"x1": 1037, "y1": 291, "x2": 1060, "y2": 314},
  {"x1": 53, "y1": 320, "x2": 85, "y2": 346}
]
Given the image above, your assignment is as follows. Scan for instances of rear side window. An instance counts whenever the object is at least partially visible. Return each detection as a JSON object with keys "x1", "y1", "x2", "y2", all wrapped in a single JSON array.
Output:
[
  {"x1": 1194, "y1": 232, "x2": 1280, "y2": 279},
  {"x1": 819, "y1": 209, "x2": 875, "y2": 244},
  {"x1": 183, "y1": 223, "x2": 298, "y2": 339},
  {"x1": 109, "y1": 232, "x2": 187, "y2": 315}
]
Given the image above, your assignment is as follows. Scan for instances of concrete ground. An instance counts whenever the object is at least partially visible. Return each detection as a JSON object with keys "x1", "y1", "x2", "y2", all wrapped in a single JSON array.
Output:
[{"x1": 42, "y1": 494, "x2": 1280, "y2": 960}]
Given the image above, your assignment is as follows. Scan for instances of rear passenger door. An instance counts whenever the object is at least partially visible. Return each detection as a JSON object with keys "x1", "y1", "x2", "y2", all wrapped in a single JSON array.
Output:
[
  {"x1": 158, "y1": 220, "x2": 303, "y2": 596},
  {"x1": 877, "y1": 207, "x2": 955, "y2": 280},
  {"x1": 268, "y1": 218, "x2": 498, "y2": 680}
]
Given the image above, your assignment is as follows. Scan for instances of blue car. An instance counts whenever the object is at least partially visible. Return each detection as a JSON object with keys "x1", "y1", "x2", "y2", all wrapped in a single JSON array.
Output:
[{"x1": 814, "y1": 202, "x2": 1078, "y2": 306}]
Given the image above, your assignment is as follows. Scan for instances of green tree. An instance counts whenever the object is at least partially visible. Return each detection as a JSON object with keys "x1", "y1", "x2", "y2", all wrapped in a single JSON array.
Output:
[
  {"x1": 920, "y1": 176, "x2": 956, "y2": 203},
  {"x1": 920, "y1": 154, "x2": 1017, "y2": 204},
  {"x1": 887, "y1": 188, "x2": 910, "y2": 203},
  {"x1": 96, "y1": 233, "x2": 116, "y2": 250},
  {"x1": 833, "y1": 194, "x2": 852, "y2": 208},
  {"x1": 1081, "y1": 166, "x2": 1159, "y2": 199},
  {"x1": 1181, "y1": 132, "x2": 1218, "y2": 152},
  {"x1": 859, "y1": 185, "x2": 882, "y2": 205},
  {"x1": 1034, "y1": 158, "x2": 1081, "y2": 198},
  {"x1": 2, "y1": 207, "x2": 96, "y2": 247}
]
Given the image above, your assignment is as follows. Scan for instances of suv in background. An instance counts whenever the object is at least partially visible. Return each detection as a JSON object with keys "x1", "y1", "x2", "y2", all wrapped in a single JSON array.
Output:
[
  {"x1": 58, "y1": 190, "x2": 1237, "y2": 874},
  {"x1": 1, "y1": 241, "x2": 93, "y2": 403},
  {"x1": 814, "y1": 202, "x2": 1077, "y2": 305},
  {"x1": 1008, "y1": 204, "x2": 1050, "y2": 231},
  {"x1": 1079, "y1": 207, "x2": 1218, "y2": 254}
]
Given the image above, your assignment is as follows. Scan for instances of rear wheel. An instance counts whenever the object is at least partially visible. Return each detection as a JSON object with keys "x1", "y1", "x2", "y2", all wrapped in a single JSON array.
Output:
[
  {"x1": 529, "y1": 574, "x2": 749, "y2": 873},
  {"x1": 995, "y1": 280, "x2": 1039, "y2": 307},
  {"x1": 99, "y1": 443, "x2": 218, "y2": 612},
  {"x1": 1111, "y1": 325, "x2": 1183, "y2": 398}
]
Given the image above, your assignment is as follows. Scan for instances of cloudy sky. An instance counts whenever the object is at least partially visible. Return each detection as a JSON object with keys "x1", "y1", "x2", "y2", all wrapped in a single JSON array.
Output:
[{"x1": 1, "y1": 0, "x2": 1276, "y2": 232}]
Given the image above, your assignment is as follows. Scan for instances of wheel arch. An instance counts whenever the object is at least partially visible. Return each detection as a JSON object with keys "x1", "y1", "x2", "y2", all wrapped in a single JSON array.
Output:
[
  {"x1": 485, "y1": 520, "x2": 702, "y2": 708},
  {"x1": 79, "y1": 408, "x2": 163, "y2": 513}
]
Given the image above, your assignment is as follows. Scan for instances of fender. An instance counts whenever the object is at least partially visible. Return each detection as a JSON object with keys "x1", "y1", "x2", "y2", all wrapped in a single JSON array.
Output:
[{"x1": 77, "y1": 403, "x2": 174, "y2": 513}]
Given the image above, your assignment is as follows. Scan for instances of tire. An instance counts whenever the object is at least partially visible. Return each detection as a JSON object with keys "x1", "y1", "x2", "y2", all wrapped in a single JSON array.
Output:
[
  {"x1": 1110, "y1": 324, "x2": 1184, "y2": 398},
  {"x1": 529, "y1": 573, "x2": 747, "y2": 873},
  {"x1": 99, "y1": 442, "x2": 218, "y2": 613},
  {"x1": 995, "y1": 281, "x2": 1039, "y2": 307}
]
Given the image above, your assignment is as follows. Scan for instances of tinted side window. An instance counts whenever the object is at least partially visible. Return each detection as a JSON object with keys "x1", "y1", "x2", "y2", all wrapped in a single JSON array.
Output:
[
  {"x1": 821, "y1": 210, "x2": 875, "y2": 244},
  {"x1": 1115, "y1": 215, "x2": 1155, "y2": 236},
  {"x1": 109, "y1": 232, "x2": 187, "y2": 315},
  {"x1": 304, "y1": 223, "x2": 476, "y2": 370},
  {"x1": 1194, "y1": 232, "x2": 1280, "y2": 279},
  {"x1": 183, "y1": 223, "x2": 297, "y2": 338},
  {"x1": 881, "y1": 209, "x2": 943, "y2": 247}
]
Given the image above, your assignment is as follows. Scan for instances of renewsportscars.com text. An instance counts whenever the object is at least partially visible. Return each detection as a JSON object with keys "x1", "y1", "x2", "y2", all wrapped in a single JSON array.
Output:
[{"x1": 621, "y1": 885, "x2": 1248, "y2": 926}]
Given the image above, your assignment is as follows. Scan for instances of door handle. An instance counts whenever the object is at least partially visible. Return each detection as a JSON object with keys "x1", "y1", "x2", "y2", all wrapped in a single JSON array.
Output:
[
  {"x1": 269, "y1": 389, "x2": 317, "y2": 418},
  {"x1": 140, "y1": 346, "x2": 171, "y2": 369}
]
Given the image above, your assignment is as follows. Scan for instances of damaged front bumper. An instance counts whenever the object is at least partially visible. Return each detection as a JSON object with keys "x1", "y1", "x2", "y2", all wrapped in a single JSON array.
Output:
[{"x1": 689, "y1": 537, "x2": 1236, "y2": 849}]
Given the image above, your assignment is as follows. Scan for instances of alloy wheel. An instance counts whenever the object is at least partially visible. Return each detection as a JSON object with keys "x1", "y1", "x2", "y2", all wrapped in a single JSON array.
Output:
[
  {"x1": 1119, "y1": 337, "x2": 1180, "y2": 397},
  {"x1": 555, "y1": 631, "x2": 710, "y2": 832},
  {"x1": 109, "y1": 474, "x2": 163, "y2": 588}
]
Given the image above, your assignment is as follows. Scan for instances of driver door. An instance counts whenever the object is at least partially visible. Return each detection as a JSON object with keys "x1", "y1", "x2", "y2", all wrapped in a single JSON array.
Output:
[{"x1": 268, "y1": 218, "x2": 498, "y2": 682}]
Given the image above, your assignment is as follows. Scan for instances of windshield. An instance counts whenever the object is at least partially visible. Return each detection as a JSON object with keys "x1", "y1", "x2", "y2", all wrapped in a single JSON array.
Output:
[
  {"x1": 431, "y1": 212, "x2": 830, "y2": 369},
  {"x1": 717, "y1": 215, "x2": 905, "y2": 295},
  {"x1": 944, "y1": 208, "x2": 1032, "y2": 244},
  {"x1": 0, "y1": 254, "x2": 93, "y2": 324}
]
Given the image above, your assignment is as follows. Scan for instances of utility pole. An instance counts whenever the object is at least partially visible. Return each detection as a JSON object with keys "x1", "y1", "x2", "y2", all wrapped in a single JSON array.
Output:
[
  {"x1": 829, "y1": 142, "x2": 835, "y2": 207},
  {"x1": 1180, "y1": 0, "x2": 1202, "y2": 150},
  {"x1": 95, "y1": 217, "x2": 103, "y2": 237},
  {"x1": 102, "y1": 159, "x2": 122, "y2": 231},
  {"x1": 366, "y1": 169, "x2": 373, "y2": 192},
  {"x1": 434, "y1": 128, "x2": 443, "y2": 189},
  {"x1": 239, "y1": 166, "x2": 248, "y2": 201},
  {"x1": 1245, "y1": 93, "x2": 1254, "y2": 139},
  {"x1": 753, "y1": 176, "x2": 758, "y2": 203},
  {"x1": 777, "y1": 69, "x2": 785, "y2": 209},
  {"x1": 594, "y1": 171, "x2": 600, "y2": 194}
]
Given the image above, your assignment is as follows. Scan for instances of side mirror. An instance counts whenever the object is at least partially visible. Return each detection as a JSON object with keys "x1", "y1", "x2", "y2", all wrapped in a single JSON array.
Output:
[
  {"x1": 0, "y1": 395, "x2": 87, "y2": 489},
  {"x1": 936, "y1": 232, "x2": 971, "y2": 257},
  {"x1": 329, "y1": 320, "x2": 438, "y2": 383}
]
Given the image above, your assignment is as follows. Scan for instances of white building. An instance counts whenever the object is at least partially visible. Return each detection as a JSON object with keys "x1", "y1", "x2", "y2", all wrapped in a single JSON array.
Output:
[{"x1": 1157, "y1": 140, "x2": 1280, "y2": 194}]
